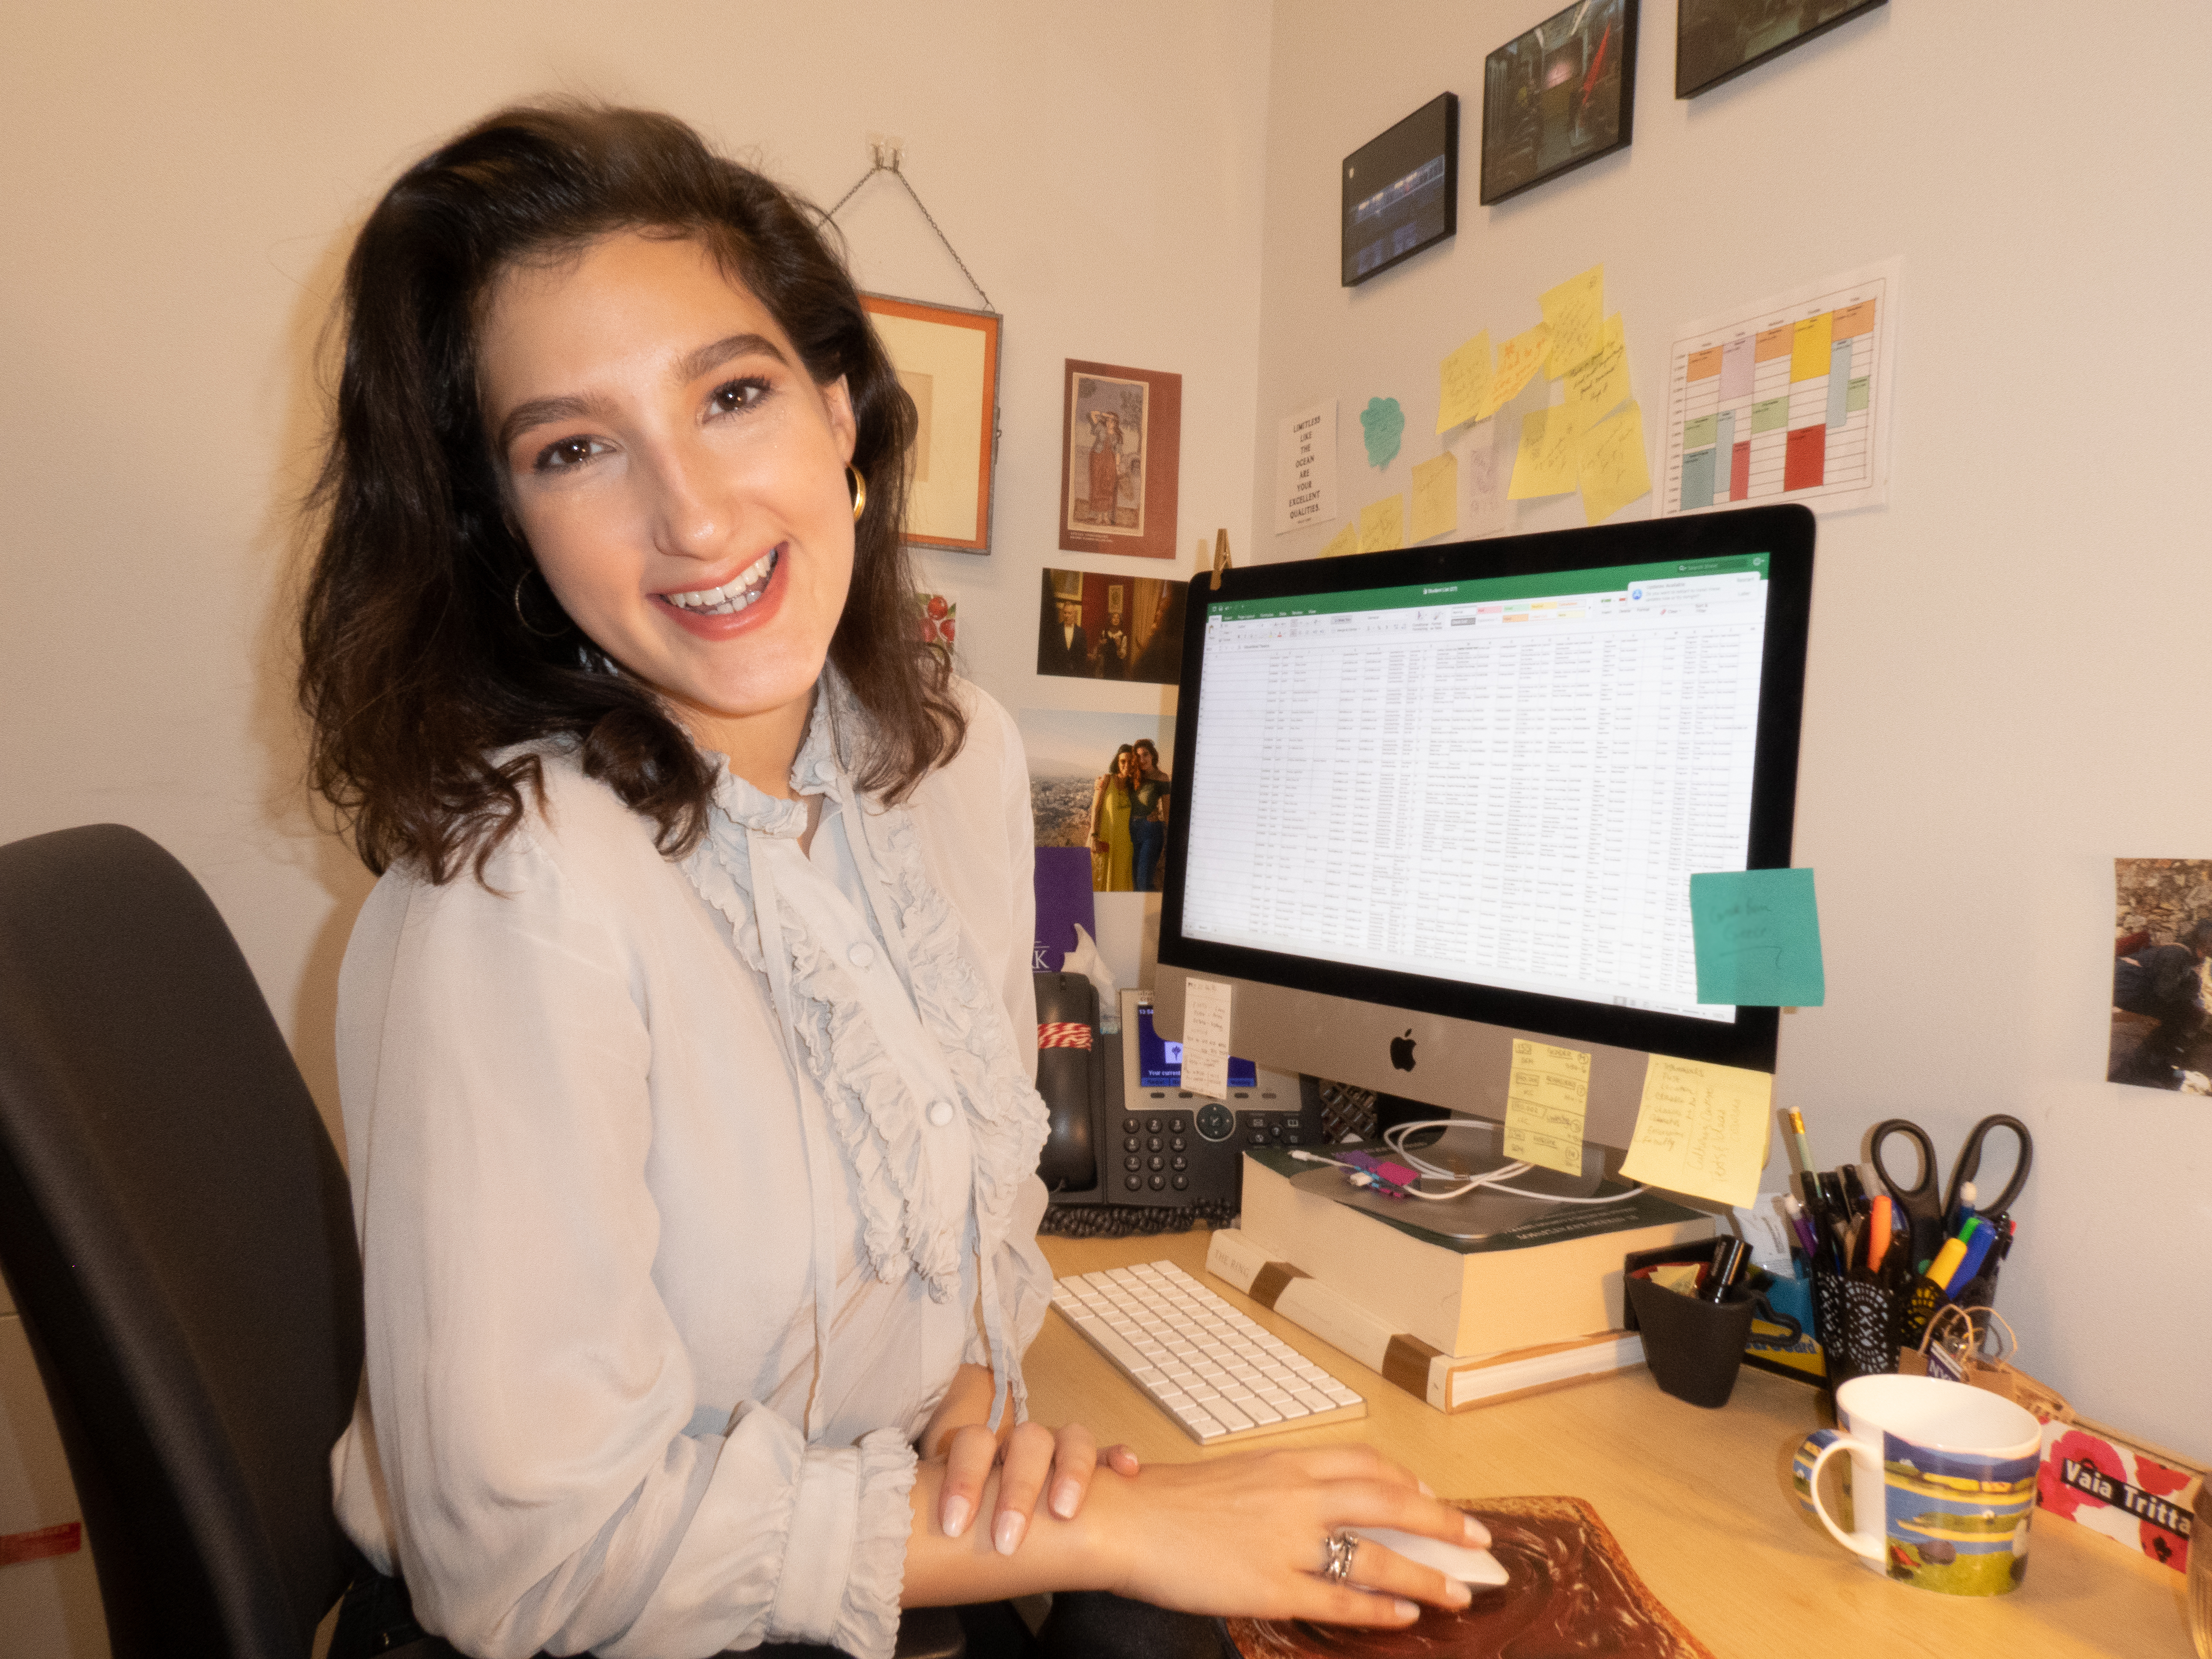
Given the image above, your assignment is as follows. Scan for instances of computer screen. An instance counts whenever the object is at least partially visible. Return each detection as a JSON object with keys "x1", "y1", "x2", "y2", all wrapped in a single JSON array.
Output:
[{"x1": 1153, "y1": 505, "x2": 1813, "y2": 1139}]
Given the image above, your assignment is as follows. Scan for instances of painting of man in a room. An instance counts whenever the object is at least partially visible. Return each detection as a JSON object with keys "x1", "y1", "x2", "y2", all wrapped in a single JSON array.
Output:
[{"x1": 2108, "y1": 857, "x2": 2212, "y2": 1093}]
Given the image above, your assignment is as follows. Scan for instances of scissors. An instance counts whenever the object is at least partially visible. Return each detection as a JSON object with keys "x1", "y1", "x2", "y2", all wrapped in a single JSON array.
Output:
[{"x1": 1869, "y1": 1115, "x2": 2034, "y2": 1268}]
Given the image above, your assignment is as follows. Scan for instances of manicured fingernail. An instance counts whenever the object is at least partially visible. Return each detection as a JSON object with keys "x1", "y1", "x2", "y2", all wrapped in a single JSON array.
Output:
[
  {"x1": 1417, "y1": 1479, "x2": 1436, "y2": 1497},
  {"x1": 941, "y1": 1496, "x2": 970, "y2": 1539},
  {"x1": 1051, "y1": 1479, "x2": 1080, "y2": 1519},
  {"x1": 1462, "y1": 1516, "x2": 1491, "y2": 1547},
  {"x1": 994, "y1": 1511, "x2": 1026, "y2": 1555},
  {"x1": 1446, "y1": 1580, "x2": 1473, "y2": 1608},
  {"x1": 1392, "y1": 1600, "x2": 1420, "y2": 1622}
]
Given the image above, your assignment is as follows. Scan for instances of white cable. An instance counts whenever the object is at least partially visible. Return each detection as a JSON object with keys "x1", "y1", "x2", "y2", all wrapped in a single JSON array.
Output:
[{"x1": 1375, "y1": 1118, "x2": 1649, "y2": 1205}]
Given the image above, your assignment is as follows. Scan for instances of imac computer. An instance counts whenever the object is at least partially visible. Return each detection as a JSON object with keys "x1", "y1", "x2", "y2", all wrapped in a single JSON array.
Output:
[{"x1": 1149, "y1": 503, "x2": 1815, "y2": 1171}]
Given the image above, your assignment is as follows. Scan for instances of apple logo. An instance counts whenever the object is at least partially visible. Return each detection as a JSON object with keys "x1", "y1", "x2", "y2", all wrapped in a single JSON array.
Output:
[{"x1": 1389, "y1": 1029, "x2": 1417, "y2": 1071}]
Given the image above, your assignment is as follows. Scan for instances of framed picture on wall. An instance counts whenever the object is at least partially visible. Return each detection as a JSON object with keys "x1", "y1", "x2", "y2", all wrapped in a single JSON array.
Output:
[
  {"x1": 1480, "y1": 0, "x2": 1639, "y2": 206},
  {"x1": 1677, "y1": 0, "x2": 1886, "y2": 99},
  {"x1": 1341, "y1": 93, "x2": 1458, "y2": 286},
  {"x1": 859, "y1": 294, "x2": 1000, "y2": 554},
  {"x1": 1057, "y1": 360, "x2": 1182, "y2": 560},
  {"x1": 1036, "y1": 567, "x2": 1187, "y2": 686}
]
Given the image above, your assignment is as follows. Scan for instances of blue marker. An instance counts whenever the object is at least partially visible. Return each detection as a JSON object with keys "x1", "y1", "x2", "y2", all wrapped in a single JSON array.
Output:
[{"x1": 1943, "y1": 1222, "x2": 1998, "y2": 1297}]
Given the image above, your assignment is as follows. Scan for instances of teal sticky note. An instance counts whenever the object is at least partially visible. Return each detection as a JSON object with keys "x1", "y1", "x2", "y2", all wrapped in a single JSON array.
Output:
[
  {"x1": 1690, "y1": 868, "x2": 1825, "y2": 1007},
  {"x1": 1359, "y1": 397, "x2": 1404, "y2": 469}
]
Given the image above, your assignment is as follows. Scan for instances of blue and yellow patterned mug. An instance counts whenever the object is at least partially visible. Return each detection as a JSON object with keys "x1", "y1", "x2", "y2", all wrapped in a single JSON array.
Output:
[{"x1": 1793, "y1": 1373, "x2": 2042, "y2": 1596}]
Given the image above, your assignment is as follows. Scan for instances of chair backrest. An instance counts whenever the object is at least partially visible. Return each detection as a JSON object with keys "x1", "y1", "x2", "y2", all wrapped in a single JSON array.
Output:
[{"x1": 0, "y1": 825, "x2": 363, "y2": 1659}]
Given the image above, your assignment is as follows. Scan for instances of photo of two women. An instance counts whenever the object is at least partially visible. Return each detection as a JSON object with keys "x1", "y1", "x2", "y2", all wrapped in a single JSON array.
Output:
[{"x1": 1088, "y1": 738, "x2": 1171, "y2": 893}]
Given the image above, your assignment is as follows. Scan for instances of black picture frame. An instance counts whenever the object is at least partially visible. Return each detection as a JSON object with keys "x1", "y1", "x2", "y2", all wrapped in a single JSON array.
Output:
[
  {"x1": 1479, "y1": 0, "x2": 1639, "y2": 207},
  {"x1": 1676, "y1": 0, "x2": 1886, "y2": 99},
  {"x1": 1340, "y1": 93, "x2": 1458, "y2": 287}
]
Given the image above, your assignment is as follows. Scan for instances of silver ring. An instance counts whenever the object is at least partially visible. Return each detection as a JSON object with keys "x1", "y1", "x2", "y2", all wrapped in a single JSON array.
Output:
[{"x1": 1322, "y1": 1529, "x2": 1358, "y2": 1584}]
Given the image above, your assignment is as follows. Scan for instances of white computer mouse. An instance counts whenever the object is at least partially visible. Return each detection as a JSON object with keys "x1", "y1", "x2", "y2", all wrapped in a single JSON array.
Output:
[{"x1": 1349, "y1": 1526, "x2": 1510, "y2": 1587}]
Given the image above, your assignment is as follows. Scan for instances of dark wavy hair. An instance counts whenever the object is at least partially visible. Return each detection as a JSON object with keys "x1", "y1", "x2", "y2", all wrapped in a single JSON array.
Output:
[{"x1": 299, "y1": 102, "x2": 963, "y2": 883}]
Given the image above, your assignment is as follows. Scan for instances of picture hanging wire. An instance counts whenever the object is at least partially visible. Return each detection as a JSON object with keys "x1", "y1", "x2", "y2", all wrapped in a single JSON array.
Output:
[{"x1": 821, "y1": 143, "x2": 997, "y2": 316}]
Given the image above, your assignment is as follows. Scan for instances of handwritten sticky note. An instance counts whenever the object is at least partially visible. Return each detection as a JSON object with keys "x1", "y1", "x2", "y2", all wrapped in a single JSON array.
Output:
[
  {"x1": 1453, "y1": 421, "x2": 1509, "y2": 539},
  {"x1": 1540, "y1": 265, "x2": 1605, "y2": 377},
  {"x1": 1317, "y1": 520, "x2": 1360, "y2": 559},
  {"x1": 1566, "y1": 330, "x2": 1631, "y2": 422},
  {"x1": 1436, "y1": 332, "x2": 1493, "y2": 433},
  {"x1": 1503, "y1": 1039, "x2": 1590, "y2": 1176},
  {"x1": 1358, "y1": 493, "x2": 1405, "y2": 551},
  {"x1": 1604, "y1": 311, "x2": 1625, "y2": 353},
  {"x1": 1619, "y1": 1056, "x2": 1774, "y2": 1208},
  {"x1": 1179, "y1": 978, "x2": 1233, "y2": 1100},
  {"x1": 1409, "y1": 452, "x2": 1457, "y2": 542},
  {"x1": 1484, "y1": 323, "x2": 1551, "y2": 418},
  {"x1": 1360, "y1": 397, "x2": 1405, "y2": 469},
  {"x1": 1508, "y1": 403, "x2": 1586, "y2": 499},
  {"x1": 1689, "y1": 868, "x2": 1825, "y2": 1007},
  {"x1": 1577, "y1": 400, "x2": 1653, "y2": 525}
]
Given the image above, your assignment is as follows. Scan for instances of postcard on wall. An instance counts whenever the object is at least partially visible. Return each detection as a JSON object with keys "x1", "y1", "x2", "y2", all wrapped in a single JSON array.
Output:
[
  {"x1": 1037, "y1": 568, "x2": 1186, "y2": 687},
  {"x1": 1274, "y1": 399, "x2": 1338, "y2": 535},
  {"x1": 860, "y1": 295, "x2": 1000, "y2": 554},
  {"x1": 1019, "y1": 707, "x2": 1177, "y2": 899},
  {"x1": 1059, "y1": 360, "x2": 1182, "y2": 560},
  {"x1": 2108, "y1": 858, "x2": 2212, "y2": 1094},
  {"x1": 1659, "y1": 257, "x2": 1899, "y2": 518}
]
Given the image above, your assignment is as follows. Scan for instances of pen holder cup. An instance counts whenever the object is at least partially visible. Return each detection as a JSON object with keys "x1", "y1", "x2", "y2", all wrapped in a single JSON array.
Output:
[
  {"x1": 1901, "y1": 1256, "x2": 2005, "y2": 1352},
  {"x1": 1811, "y1": 1268, "x2": 1905, "y2": 1392},
  {"x1": 1624, "y1": 1275, "x2": 1757, "y2": 1409}
]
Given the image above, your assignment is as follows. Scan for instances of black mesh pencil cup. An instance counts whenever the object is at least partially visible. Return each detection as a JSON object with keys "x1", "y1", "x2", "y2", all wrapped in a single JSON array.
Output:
[{"x1": 1811, "y1": 1267, "x2": 1904, "y2": 1391}]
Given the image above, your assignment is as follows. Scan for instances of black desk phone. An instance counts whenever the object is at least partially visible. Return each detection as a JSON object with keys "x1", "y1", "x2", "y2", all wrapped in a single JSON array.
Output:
[{"x1": 1032, "y1": 975, "x2": 1321, "y2": 1212}]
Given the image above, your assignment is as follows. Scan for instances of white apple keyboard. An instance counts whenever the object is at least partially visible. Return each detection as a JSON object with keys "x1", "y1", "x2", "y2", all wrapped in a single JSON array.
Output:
[
  {"x1": 1051, "y1": 1261, "x2": 1367, "y2": 1445},
  {"x1": 1350, "y1": 1526, "x2": 1509, "y2": 1587}
]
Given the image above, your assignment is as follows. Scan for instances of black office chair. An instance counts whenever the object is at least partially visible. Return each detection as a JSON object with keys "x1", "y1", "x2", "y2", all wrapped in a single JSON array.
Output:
[
  {"x1": 0, "y1": 823, "x2": 364, "y2": 1658},
  {"x1": 0, "y1": 825, "x2": 976, "y2": 1659}
]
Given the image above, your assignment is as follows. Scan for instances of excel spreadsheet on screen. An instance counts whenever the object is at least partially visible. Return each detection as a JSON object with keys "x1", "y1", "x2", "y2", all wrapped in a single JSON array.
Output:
[{"x1": 1178, "y1": 555, "x2": 1775, "y2": 1025}]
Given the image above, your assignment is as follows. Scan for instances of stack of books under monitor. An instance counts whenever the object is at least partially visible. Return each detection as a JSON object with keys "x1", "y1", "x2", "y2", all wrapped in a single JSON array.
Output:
[{"x1": 1214, "y1": 1144, "x2": 1714, "y2": 1413}]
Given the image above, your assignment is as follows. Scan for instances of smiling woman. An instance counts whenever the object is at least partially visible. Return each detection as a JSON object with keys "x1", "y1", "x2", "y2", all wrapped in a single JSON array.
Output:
[{"x1": 298, "y1": 103, "x2": 1481, "y2": 1659}]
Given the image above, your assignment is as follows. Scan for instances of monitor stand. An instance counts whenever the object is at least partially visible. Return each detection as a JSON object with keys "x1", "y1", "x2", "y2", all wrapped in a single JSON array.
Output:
[{"x1": 1287, "y1": 1117, "x2": 1637, "y2": 1242}]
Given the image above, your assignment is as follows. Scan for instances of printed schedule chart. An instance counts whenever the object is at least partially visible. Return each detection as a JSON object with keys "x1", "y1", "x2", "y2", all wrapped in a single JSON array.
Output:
[
  {"x1": 1180, "y1": 566, "x2": 1774, "y2": 1022},
  {"x1": 1660, "y1": 260, "x2": 1899, "y2": 518}
]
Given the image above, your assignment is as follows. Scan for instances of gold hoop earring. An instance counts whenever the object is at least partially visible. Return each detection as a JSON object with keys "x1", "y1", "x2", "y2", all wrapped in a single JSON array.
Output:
[
  {"x1": 847, "y1": 464, "x2": 868, "y2": 524},
  {"x1": 513, "y1": 569, "x2": 567, "y2": 640}
]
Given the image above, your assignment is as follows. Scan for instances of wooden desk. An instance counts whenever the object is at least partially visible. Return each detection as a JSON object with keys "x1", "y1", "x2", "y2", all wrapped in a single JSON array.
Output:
[{"x1": 1034, "y1": 1231, "x2": 2190, "y2": 1659}]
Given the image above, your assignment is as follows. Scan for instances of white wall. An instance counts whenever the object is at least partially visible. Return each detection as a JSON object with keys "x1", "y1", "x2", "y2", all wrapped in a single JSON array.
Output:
[
  {"x1": 0, "y1": 0, "x2": 1270, "y2": 1139},
  {"x1": 1251, "y1": 0, "x2": 2212, "y2": 1458}
]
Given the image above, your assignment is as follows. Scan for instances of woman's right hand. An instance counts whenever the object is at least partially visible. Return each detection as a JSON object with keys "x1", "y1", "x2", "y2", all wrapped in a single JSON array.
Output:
[
  {"x1": 1089, "y1": 835, "x2": 1109, "y2": 853},
  {"x1": 1077, "y1": 1444, "x2": 1487, "y2": 1626}
]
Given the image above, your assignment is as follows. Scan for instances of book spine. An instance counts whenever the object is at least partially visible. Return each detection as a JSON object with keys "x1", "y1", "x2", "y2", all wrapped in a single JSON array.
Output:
[{"x1": 1205, "y1": 1229, "x2": 1449, "y2": 1406}]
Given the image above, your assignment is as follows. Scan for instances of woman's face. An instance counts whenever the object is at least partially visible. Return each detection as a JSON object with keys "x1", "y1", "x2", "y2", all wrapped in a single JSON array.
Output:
[
  {"x1": 1134, "y1": 742, "x2": 1156, "y2": 773},
  {"x1": 479, "y1": 232, "x2": 857, "y2": 748},
  {"x1": 1115, "y1": 748, "x2": 1138, "y2": 780}
]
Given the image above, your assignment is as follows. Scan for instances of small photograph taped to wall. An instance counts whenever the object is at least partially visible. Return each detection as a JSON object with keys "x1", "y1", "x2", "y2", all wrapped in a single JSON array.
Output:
[
  {"x1": 1481, "y1": 0, "x2": 1637, "y2": 206},
  {"x1": 1059, "y1": 359, "x2": 1182, "y2": 560},
  {"x1": 1676, "y1": 0, "x2": 1886, "y2": 100},
  {"x1": 2108, "y1": 858, "x2": 2212, "y2": 1093},
  {"x1": 1036, "y1": 568, "x2": 1187, "y2": 687},
  {"x1": 1018, "y1": 707, "x2": 1176, "y2": 894}
]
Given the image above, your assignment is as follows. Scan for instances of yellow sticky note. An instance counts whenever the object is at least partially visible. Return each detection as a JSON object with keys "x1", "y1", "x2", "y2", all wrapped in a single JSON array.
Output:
[
  {"x1": 1540, "y1": 265, "x2": 1605, "y2": 377},
  {"x1": 1502, "y1": 1039, "x2": 1589, "y2": 1176},
  {"x1": 1436, "y1": 332, "x2": 1493, "y2": 434},
  {"x1": 1618, "y1": 1056, "x2": 1774, "y2": 1208},
  {"x1": 1566, "y1": 334, "x2": 1631, "y2": 423},
  {"x1": 1357, "y1": 494, "x2": 1404, "y2": 552},
  {"x1": 1317, "y1": 520, "x2": 1359, "y2": 559},
  {"x1": 1409, "y1": 452, "x2": 1458, "y2": 542},
  {"x1": 1605, "y1": 311, "x2": 1624, "y2": 352},
  {"x1": 1790, "y1": 311, "x2": 1834, "y2": 382},
  {"x1": 1483, "y1": 323, "x2": 1551, "y2": 418},
  {"x1": 1507, "y1": 403, "x2": 1587, "y2": 499},
  {"x1": 1576, "y1": 400, "x2": 1653, "y2": 525}
]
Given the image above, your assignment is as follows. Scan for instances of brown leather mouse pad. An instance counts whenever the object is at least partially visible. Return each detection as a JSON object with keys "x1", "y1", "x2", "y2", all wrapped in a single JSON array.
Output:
[{"x1": 1226, "y1": 1496, "x2": 1714, "y2": 1659}]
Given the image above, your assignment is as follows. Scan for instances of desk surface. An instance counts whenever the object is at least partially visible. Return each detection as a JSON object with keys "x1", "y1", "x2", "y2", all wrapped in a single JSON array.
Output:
[{"x1": 1033, "y1": 1231, "x2": 2190, "y2": 1659}]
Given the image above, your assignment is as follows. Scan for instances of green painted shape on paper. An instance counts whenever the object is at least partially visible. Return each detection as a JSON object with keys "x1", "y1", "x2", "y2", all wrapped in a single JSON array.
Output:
[
  {"x1": 1360, "y1": 397, "x2": 1406, "y2": 469},
  {"x1": 1682, "y1": 413, "x2": 1720, "y2": 450},
  {"x1": 1847, "y1": 377, "x2": 1870, "y2": 413},
  {"x1": 1750, "y1": 397, "x2": 1791, "y2": 434}
]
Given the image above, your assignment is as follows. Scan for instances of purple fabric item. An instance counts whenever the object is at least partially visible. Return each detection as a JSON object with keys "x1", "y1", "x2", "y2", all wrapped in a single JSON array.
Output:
[{"x1": 1032, "y1": 847, "x2": 1097, "y2": 972}]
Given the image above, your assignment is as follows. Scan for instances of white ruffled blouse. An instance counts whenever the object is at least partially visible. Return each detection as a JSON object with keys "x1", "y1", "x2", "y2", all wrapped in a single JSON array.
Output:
[{"x1": 329, "y1": 677, "x2": 1052, "y2": 1659}]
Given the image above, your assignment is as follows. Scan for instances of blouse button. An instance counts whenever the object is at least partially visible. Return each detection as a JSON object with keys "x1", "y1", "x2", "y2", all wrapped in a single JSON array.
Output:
[
  {"x1": 927, "y1": 1099, "x2": 956, "y2": 1127},
  {"x1": 847, "y1": 942, "x2": 876, "y2": 969}
]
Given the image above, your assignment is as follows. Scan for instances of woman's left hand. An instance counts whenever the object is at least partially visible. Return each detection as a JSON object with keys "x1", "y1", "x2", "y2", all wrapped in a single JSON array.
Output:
[{"x1": 939, "y1": 1420, "x2": 1141, "y2": 1554}]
